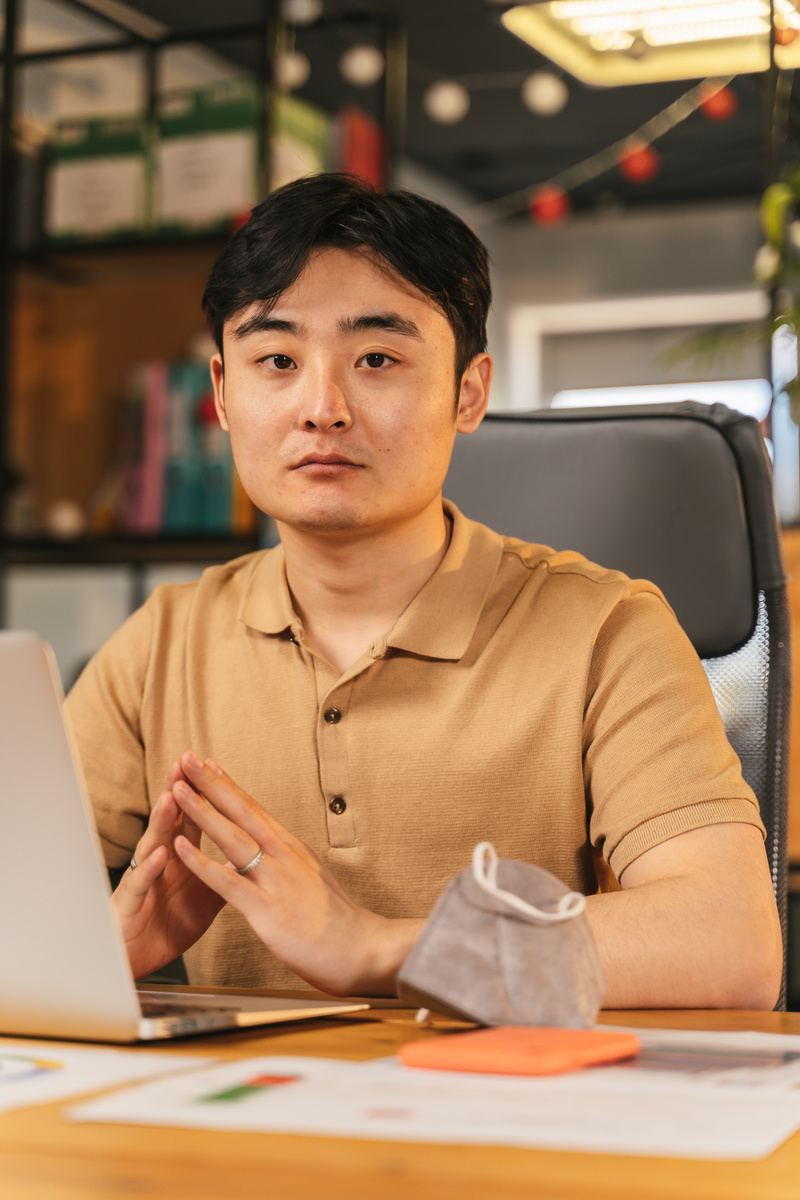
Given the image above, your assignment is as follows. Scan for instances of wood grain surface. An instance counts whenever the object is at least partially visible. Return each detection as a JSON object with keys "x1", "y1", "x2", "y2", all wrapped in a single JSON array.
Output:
[{"x1": 2, "y1": 1007, "x2": 800, "y2": 1200}]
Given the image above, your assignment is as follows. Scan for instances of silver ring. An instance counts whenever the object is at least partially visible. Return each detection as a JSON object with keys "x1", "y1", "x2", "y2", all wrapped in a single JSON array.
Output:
[
  {"x1": 130, "y1": 854, "x2": 139, "y2": 871},
  {"x1": 237, "y1": 848, "x2": 264, "y2": 876}
]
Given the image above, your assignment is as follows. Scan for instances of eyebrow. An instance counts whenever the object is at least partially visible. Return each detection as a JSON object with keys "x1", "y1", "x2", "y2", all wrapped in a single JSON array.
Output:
[
  {"x1": 338, "y1": 313, "x2": 423, "y2": 340},
  {"x1": 231, "y1": 311, "x2": 423, "y2": 342},
  {"x1": 232, "y1": 315, "x2": 306, "y2": 340}
]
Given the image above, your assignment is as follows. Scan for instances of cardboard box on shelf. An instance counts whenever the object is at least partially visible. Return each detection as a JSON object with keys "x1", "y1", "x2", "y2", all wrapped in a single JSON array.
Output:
[
  {"x1": 155, "y1": 79, "x2": 262, "y2": 236},
  {"x1": 45, "y1": 116, "x2": 149, "y2": 243}
]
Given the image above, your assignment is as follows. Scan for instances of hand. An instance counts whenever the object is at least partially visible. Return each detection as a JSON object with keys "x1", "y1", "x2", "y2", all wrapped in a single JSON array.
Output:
[
  {"x1": 172, "y1": 750, "x2": 423, "y2": 996},
  {"x1": 112, "y1": 760, "x2": 227, "y2": 980}
]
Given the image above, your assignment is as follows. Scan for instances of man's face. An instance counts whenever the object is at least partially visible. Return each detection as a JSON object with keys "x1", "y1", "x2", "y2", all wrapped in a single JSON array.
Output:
[{"x1": 211, "y1": 247, "x2": 490, "y2": 537}]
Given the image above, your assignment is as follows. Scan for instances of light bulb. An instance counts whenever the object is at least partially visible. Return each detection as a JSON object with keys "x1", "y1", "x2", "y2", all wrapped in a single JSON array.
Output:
[
  {"x1": 275, "y1": 50, "x2": 310, "y2": 90},
  {"x1": 423, "y1": 80, "x2": 470, "y2": 124},
  {"x1": 281, "y1": 0, "x2": 323, "y2": 25},
  {"x1": 522, "y1": 72, "x2": 569, "y2": 115},
  {"x1": 339, "y1": 44, "x2": 385, "y2": 87}
]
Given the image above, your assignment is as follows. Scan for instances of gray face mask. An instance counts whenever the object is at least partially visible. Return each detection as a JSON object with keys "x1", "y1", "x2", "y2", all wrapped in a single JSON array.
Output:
[{"x1": 397, "y1": 842, "x2": 606, "y2": 1028}]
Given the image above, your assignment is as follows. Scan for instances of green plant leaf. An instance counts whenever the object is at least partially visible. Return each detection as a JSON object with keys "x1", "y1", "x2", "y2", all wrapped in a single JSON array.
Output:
[{"x1": 761, "y1": 182, "x2": 794, "y2": 247}]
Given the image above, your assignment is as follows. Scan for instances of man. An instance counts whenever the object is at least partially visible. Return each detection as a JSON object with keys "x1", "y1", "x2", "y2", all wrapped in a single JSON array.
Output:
[{"x1": 65, "y1": 174, "x2": 782, "y2": 1009}]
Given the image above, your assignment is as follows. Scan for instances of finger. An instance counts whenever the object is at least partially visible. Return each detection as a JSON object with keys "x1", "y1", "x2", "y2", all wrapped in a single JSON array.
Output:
[
  {"x1": 131, "y1": 790, "x2": 180, "y2": 864},
  {"x1": 175, "y1": 834, "x2": 268, "y2": 920},
  {"x1": 167, "y1": 759, "x2": 187, "y2": 788},
  {"x1": 173, "y1": 779, "x2": 266, "y2": 871},
  {"x1": 180, "y1": 750, "x2": 296, "y2": 850},
  {"x1": 114, "y1": 844, "x2": 169, "y2": 916},
  {"x1": 177, "y1": 800, "x2": 205, "y2": 849}
]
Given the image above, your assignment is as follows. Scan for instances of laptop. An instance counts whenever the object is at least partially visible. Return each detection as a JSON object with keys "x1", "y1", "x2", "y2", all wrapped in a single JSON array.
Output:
[{"x1": 0, "y1": 630, "x2": 369, "y2": 1042}]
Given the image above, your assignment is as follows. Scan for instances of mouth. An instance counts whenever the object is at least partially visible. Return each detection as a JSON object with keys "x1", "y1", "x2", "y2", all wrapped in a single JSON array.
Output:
[{"x1": 291, "y1": 453, "x2": 363, "y2": 474}]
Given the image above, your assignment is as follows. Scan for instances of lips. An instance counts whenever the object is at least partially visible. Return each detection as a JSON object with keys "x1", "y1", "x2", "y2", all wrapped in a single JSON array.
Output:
[
  {"x1": 291, "y1": 452, "x2": 363, "y2": 472},
  {"x1": 293, "y1": 453, "x2": 360, "y2": 468}
]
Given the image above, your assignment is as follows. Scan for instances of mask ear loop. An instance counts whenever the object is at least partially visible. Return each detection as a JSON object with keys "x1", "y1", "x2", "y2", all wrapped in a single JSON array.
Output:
[{"x1": 472, "y1": 842, "x2": 586, "y2": 923}]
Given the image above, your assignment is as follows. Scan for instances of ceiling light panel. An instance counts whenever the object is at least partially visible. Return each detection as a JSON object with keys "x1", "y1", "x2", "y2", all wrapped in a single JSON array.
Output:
[{"x1": 502, "y1": 0, "x2": 800, "y2": 83}]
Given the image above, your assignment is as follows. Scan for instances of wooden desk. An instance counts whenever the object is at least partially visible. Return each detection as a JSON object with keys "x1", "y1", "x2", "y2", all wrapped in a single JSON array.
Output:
[{"x1": 2, "y1": 1007, "x2": 800, "y2": 1200}]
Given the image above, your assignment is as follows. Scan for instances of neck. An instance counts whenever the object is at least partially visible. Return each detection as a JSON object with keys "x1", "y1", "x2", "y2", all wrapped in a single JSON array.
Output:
[{"x1": 277, "y1": 499, "x2": 450, "y2": 674}]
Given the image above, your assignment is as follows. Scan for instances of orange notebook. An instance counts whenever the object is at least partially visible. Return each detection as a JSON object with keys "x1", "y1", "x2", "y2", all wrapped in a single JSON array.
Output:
[{"x1": 399, "y1": 1026, "x2": 640, "y2": 1076}]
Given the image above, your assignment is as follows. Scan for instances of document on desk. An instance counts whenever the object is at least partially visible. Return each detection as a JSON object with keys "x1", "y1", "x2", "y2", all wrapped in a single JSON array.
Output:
[
  {"x1": 69, "y1": 1029, "x2": 800, "y2": 1160},
  {"x1": 0, "y1": 1039, "x2": 211, "y2": 1114}
]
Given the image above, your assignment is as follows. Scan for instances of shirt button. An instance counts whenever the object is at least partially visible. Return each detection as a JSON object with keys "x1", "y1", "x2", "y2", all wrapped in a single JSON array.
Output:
[
  {"x1": 329, "y1": 796, "x2": 347, "y2": 815},
  {"x1": 324, "y1": 707, "x2": 342, "y2": 724}
]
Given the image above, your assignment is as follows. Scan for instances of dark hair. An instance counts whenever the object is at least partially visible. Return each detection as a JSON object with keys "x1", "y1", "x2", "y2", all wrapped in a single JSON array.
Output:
[{"x1": 202, "y1": 173, "x2": 491, "y2": 385}]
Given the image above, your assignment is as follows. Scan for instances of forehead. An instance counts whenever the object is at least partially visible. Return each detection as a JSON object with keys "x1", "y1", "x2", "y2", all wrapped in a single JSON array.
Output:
[{"x1": 225, "y1": 246, "x2": 451, "y2": 340}]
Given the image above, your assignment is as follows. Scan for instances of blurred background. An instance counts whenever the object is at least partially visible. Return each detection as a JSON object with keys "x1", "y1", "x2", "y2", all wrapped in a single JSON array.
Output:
[{"x1": 1, "y1": 0, "x2": 799, "y2": 983}]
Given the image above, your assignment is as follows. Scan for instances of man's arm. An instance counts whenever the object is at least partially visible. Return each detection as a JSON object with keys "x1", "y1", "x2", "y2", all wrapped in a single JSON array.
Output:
[
  {"x1": 115, "y1": 750, "x2": 423, "y2": 996},
  {"x1": 586, "y1": 822, "x2": 783, "y2": 1010},
  {"x1": 121, "y1": 751, "x2": 781, "y2": 1007}
]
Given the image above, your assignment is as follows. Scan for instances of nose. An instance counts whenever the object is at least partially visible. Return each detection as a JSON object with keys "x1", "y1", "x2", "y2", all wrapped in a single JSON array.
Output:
[{"x1": 298, "y1": 369, "x2": 353, "y2": 433}]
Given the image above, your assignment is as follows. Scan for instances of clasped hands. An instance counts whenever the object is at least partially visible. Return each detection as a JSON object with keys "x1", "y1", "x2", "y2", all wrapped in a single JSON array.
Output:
[{"x1": 113, "y1": 750, "x2": 422, "y2": 996}]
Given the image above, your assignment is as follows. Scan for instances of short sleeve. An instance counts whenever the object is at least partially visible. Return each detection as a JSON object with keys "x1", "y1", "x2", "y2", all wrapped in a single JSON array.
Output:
[
  {"x1": 63, "y1": 600, "x2": 154, "y2": 866},
  {"x1": 583, "y1": 589, "x2": 765, "y2": 879}
]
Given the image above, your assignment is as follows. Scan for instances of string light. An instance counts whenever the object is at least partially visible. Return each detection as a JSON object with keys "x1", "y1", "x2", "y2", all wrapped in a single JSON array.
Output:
[
  {"x1": 529, "y1": 184, "x2": 572, "y2": 223},
  {"x1": 275, "y1": 50, "x2": 311, "y2": 90},
  {"x1": 339, "y1": 45, "x2": 385, "y2": 87},
  {"x1": 465, "y1": 75, "x2": 735, "y2": 226},
  {"x1": 698, "y1": 81, "x2": 739, "y2": 118},
  {"x1": 281, "y1": 0, "x2": 323, "y2": 25},
  {"x1": 423, "y1": 80, "x2": 471, "y2": 123},
  {"x1": 521, "y1": 71, "x2": 569, "y2": 114},
  {"x1": 618, "y1": 138, "x2": 660, "y2": 181}
]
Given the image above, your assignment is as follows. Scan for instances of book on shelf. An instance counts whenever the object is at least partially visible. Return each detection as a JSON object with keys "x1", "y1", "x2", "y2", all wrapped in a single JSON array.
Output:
[{"x1": 119, "y1": 360, "x2": 256, "y2": 538}]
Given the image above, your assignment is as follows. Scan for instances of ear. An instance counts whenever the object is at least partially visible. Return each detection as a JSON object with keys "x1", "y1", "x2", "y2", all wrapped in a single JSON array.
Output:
[
  {"x1": 456, "y1": 353, "x2": 493, "y2": 434},
  {"x1": 210, "y1": 353, "x2": 229, "y2": 432}
]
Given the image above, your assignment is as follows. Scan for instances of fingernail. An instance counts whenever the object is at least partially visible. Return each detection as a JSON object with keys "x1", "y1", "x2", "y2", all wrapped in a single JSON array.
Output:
[
  {"x1": 174, "y1": 780, "x2": 193, "y2": 800},
  {"x1": 186, "y1": 750, "x2": 203, "y2": 770}
]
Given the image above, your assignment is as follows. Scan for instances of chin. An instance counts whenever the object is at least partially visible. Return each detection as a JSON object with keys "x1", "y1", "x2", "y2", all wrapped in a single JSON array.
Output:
[{"x1": 285, "y1": 505, "x2": 365, "y2": 534}]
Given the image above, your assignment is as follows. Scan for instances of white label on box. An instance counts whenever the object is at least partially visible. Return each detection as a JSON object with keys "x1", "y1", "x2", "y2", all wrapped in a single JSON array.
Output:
[
  {"x1": 157, "y1": 131, "x2": 256, "y2": 227},
  {"x1": 47, "y1": 157, "x2": 144, "y2": 236}
]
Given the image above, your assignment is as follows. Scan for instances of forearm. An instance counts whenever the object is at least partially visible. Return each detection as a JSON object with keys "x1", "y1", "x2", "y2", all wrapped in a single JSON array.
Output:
[
  {"x1": 585, "y1": 872, "x2": 782, "y2": 1010},
  {"x1": 348, "y1": 915, "x2": 427, "y2": 997}
]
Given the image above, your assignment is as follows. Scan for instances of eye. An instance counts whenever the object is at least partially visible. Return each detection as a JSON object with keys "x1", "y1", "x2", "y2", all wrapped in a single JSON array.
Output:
[
  {"x1": 360, "y1": 353, "x2": 394, "y2": 369},
  {"x1": 262, "y1": 354, "x2": 296, "y2": 370}
]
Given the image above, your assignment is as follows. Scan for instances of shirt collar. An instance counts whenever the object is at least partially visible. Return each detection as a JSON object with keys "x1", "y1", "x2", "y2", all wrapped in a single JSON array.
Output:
[
  {"x1": 239, "y1": 543, "x2": 297, "y2": 636},
  {"x1": 381, "y1": 500, "x2": 504, "y2": 661},
  {"x1": 238, "y1": 500, "x2": 505, "y2": 661}
]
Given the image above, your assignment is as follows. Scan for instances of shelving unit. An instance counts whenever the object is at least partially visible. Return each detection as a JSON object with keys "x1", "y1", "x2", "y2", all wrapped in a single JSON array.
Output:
[
  {"x1": 0, "y1": 0, "x2": 406, "y2": 632},
  {"x1": 0, "y1": 1, "x2": 284, "y2": 575}
]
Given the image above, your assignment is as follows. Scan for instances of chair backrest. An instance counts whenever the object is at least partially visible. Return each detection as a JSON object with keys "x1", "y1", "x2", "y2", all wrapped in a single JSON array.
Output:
[{"x1": 443, "y1": 402, "x2": 791, "y2": 1006}]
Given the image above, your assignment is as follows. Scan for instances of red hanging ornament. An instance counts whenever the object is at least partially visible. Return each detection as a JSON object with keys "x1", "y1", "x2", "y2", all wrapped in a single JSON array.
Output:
[
  {"x1": 699, "y1": 84, "x2": 738, "y2": 122},
  {"x1": 775, "y1": 25, "x2": 798, "y2": 44},
  {"x1": 618, "y1": 140, "x2": 660, "y2": 184},
  {"x1": 229, "y1": 208, "x2": 252, "y2": 234},
  {"x1": 528, "y1": 184, "x2": 571, "y2": 225}
]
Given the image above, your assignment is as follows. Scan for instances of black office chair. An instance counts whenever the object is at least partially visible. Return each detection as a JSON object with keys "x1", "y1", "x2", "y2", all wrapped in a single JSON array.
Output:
[{"x1": 443, "y1": 402, "x2": 791, "y2": 1007}]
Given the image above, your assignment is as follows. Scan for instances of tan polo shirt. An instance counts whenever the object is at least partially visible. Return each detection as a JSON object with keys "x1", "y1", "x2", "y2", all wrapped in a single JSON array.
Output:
[{"x1": 65, "y1": 501, "x2": 762, "y2": 989}]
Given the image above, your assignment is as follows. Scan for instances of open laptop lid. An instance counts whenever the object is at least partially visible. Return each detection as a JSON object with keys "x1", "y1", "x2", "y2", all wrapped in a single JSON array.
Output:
[
  {"x1": 0, "y1": 632, "x2": 369, "y2": 1042},
  {"x1": 0, "y1": 631, "x2": 144, "y2": 1041}
]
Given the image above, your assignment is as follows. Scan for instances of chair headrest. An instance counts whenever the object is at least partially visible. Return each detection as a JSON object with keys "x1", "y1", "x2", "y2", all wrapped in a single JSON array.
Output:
[{"x1": 443, "y1": 403, "x2": 782, "y2": 659}]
